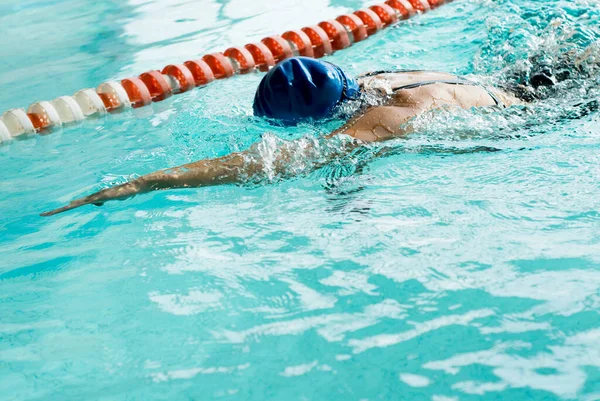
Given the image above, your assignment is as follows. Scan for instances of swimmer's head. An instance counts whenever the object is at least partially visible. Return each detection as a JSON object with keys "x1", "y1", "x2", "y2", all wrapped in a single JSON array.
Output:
[{"x1": 253, "y1": 57, "x2": 360, "y2": 125}]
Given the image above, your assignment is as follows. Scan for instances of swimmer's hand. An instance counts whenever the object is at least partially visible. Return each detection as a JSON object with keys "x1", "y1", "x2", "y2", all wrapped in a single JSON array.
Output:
[{"x1": 41, "y1": 181, "x2": 141, "y2": 216}]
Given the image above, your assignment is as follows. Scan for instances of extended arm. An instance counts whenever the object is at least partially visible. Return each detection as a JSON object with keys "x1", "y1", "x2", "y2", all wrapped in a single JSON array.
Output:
[
  {"x1": 41, "y1": 134, "x2": 361, "y2": 216},
  {"x1": 41, "y1": 152, "x2": 252, "y2": 216}
]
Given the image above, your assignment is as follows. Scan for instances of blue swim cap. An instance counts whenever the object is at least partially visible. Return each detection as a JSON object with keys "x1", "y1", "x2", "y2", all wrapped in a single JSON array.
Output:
[{"x1": 253, "y1": 57, "x2": 360, "y2": 124}]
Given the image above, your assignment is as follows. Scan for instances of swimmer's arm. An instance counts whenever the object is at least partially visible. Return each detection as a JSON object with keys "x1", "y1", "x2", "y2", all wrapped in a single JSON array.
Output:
[
  {"x1": 41, "y1": 138, "x2": 360, "y2": 217},
  {"x1": 41, "y1": 152, "x2": 259, "y2": 216},
  {"x1": 42, "y1": 105, "x2": 415, "y2": 217},
  {"x1": 330, "y1": 106, "x2": 416, "y2": 142}
]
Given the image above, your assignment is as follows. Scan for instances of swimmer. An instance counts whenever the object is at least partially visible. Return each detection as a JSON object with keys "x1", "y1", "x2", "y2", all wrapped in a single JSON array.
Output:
[{"x1": 41, "y1": 57, "x2": 538, "y2": 216}]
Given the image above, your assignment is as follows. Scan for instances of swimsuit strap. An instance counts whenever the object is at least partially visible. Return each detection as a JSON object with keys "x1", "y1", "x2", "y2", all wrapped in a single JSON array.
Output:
[
  {"x1": 484, "y1": 88, "x2": 504, "y2": 108},
  {"x1": 358, "y1": 69, "x2": 426, "y2": 78}
]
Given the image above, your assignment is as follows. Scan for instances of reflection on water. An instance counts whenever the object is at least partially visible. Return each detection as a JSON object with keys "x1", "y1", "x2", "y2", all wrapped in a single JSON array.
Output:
[
  {"x1": 121, "y1": 0, "x2": 355, "y2": 76},
  {"x1": 0, "y1": 0, "x2": 136, "y2": 112}
]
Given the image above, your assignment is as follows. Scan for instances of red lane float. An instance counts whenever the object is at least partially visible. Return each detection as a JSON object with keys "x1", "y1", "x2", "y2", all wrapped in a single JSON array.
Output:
[
  {"x1": 261, "y1": 36, "x2": 294, "y2": 63},
  {"x1": 318, "y1": 20, "x2": 351, "y2": 50},
  {"x1": 354, "y1": 9, "x2": 384, "y2": 35},
  {"x1": 336, "y1": 14, "x2": 368, "y2": 43},
  {"x1": 27, "y1": 113, "x2": 51, "y2": 132},
  {"x1": 301, "y1": 26, "x2": 333, "y2": 58},
  {"x1": 244, "y1": 43, "x2": 276, "y2": 72},
  {"x1": 162, "y1": 64, "x2": 196, "y2": 92},
  {"x1": 0, "y1": 0, "x2": 450, "y2": 142},
  {"x1": 427, "y1": 0, "x2": 444, "y2": 8},
  {"x1": 97, "y1": 91, "x2": 121, "y2": 110},
  {"x1": 97, "y1": 81, "x2": 131, "y2": 111},
  {"x1": 121, "y1": 77, "x2": 153, "y2": 108},
  {"x1": 184, "y1": 59, "x2": 216, "y2": 86},
  {"x1": 410, "y1": 0, "x2": 431, "y2": 12},
  {"x1": 28, "y1": 102, "x2": 61, "y2": 131},
  {"x1": 369, "y1": 4, "x2": 399, "y2": 26},
  {"x1": 385, "y1": 0, "x2": 415, "y2": 17},
  {"x1": 202, "y1": 53, "x2": 235, "y2": 79},
  {"x1": 282, "y1": 30, "x2": 314, "y2": 58},
  {"x1": 139, "y1": 71, "x2": 172, "y2": 102},
  {"x1": 223, "y1": 47, "x2": 256, "y2": 74}
]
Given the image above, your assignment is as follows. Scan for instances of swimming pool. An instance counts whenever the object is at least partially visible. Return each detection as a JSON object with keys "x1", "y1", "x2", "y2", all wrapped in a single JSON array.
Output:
[{"x1": 1, "y1": 0, "x2": 599, "y2": 400}]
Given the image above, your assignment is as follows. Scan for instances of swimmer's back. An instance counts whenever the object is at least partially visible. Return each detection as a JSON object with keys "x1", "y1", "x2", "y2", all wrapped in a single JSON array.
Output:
[
  {"x1": 337, "y1": 70, "x2": 522, "y2": 142},
  {"x1": 358, "y1": 70, "x2": 522, "y2": 109}
]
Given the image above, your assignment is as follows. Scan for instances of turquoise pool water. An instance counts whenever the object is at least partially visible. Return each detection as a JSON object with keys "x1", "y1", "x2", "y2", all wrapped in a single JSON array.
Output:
[{"x1": 1, "y1": 0, "x2": 600, "y2": 400}]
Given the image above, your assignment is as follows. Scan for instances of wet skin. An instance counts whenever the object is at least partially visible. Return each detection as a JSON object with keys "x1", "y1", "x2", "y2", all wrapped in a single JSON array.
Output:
[
  {"x1": 42, "y1": 71, "x2": 521, "y2": 216},
  {"x1": 335, "y1": 71, "x2": 521, "y2": 142}
]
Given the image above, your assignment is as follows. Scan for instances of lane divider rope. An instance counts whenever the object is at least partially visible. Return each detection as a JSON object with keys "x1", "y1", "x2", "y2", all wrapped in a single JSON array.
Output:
[{"x1": 0, "y1": 0, "x2": 450, "y2": 145}]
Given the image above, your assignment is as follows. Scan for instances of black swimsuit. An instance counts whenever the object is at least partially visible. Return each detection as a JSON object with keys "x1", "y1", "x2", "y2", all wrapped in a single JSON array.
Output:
[{"x1": 359, "y1": 70, "x2": 505, "y2": 108}]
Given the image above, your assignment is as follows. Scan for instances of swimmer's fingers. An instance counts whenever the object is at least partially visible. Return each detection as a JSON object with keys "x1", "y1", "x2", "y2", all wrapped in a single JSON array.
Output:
[
  {"x1": 40, "y1": 190, "x2": 111, "y2": 216},
  {"x1": 40, "y1": 197, "x2": 95, "y2": 217},
  {"x1": 41, "y1": 182, "x2": 140, "y2": 217}
]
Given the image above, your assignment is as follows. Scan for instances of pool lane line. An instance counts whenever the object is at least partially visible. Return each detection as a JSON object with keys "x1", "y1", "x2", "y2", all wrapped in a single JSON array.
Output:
[{"x1": 0, "y1": 0, "x2": 450, "y2": 145}]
